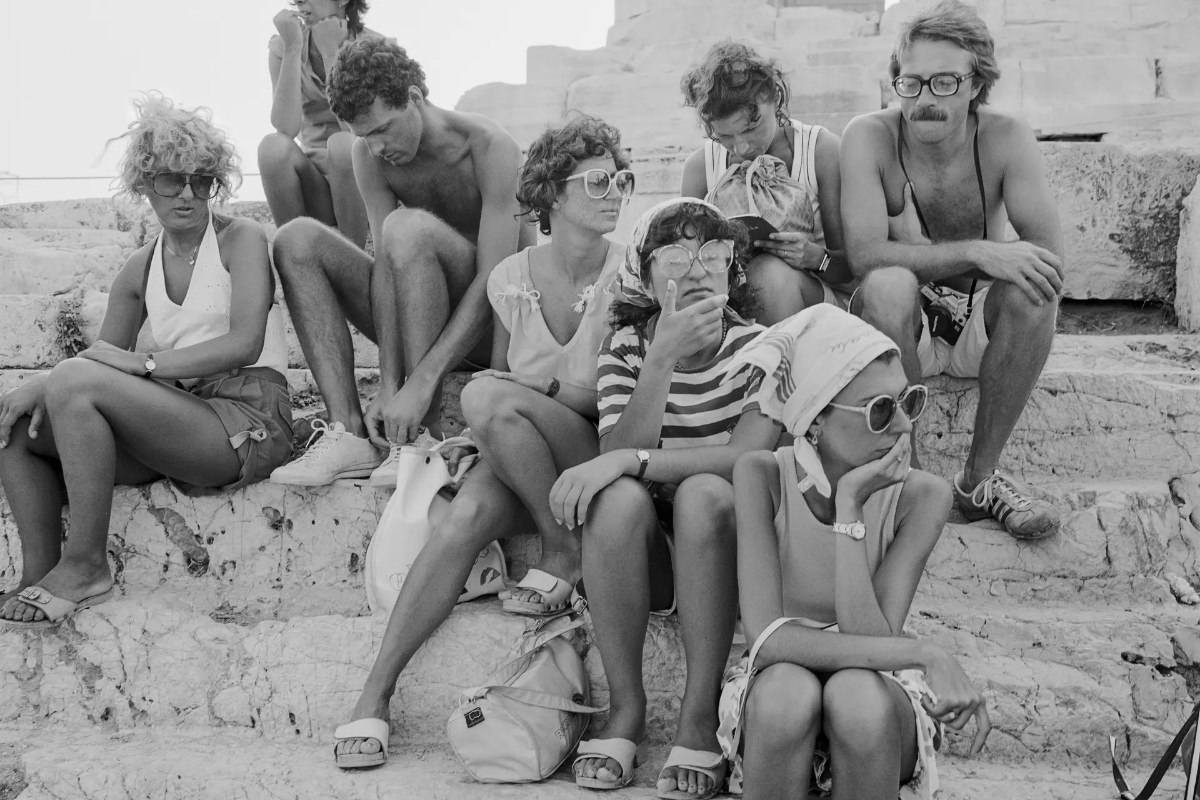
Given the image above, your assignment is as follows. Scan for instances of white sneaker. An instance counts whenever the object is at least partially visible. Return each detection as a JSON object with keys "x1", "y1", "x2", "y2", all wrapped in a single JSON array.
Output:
[
  {"x1": 269, "y1": 419, "x2": 384, "y2": 486},
  {"x1": 367, "y1": 429, "x2": 442, "y2": 489}
]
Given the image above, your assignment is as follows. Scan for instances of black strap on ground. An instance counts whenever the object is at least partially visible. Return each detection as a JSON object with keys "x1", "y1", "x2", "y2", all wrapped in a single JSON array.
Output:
[{"x1": 1110, "y1": 699, "x2": 1200, "y2": 799}]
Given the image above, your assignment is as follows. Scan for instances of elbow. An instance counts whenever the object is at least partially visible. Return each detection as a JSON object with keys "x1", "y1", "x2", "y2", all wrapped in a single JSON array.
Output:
[{"x1": 236, "y1": 335, "x2": 266, "y2": 367}]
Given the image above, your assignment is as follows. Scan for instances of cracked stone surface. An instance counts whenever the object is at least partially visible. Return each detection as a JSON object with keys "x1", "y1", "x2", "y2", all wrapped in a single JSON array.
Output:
[
  {"x1": 0, "y1": 592, "x2": 1192, "y2": 768},
  {"x1": 6, "y1": 726, "x2": 1179, "y2": 800}
]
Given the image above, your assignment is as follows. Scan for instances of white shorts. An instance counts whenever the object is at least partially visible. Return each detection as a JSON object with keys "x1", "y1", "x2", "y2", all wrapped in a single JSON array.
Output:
[{"x1": 917, "y1": 285, "x2": 990, "y2": 378}]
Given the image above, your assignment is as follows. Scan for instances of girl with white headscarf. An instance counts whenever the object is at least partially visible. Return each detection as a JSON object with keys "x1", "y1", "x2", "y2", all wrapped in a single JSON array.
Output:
[
  {"x1": 550, "y1": 198, "x2": 784, "y2": 798},
  {"x1": 724, "y1": 305, "x2": 990, "y2": 800}
]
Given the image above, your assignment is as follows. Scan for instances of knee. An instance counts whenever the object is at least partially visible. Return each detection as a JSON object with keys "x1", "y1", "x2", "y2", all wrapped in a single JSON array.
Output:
[
  {"x1": 273, "y1": 217, "x2": 333, "y2": 274},
  {"x1": 257, "y1": 132, "x2": 300, "y2": 175},
  {"x1": 745, "y1": 664, "x2": 822, "y2": 745},
  {"x1": 436, "y1": 492, "x2": 496, "y2": 549},
  {"x1": 460, "y1": 377, "x2": 520, "y2": 434},
  {"x1": 857, "y1": 267, "x2": 920, "y2": 334},
  {"x1": 380, "y1": 208, "x2": 437, "y2": 257},
  {"x1": 583, "y1": 477, "x2": 656, "y2": 549},
  {"x1": 673, "y1": 474, "x2": 735, "y2": 541},
  {"x1": 326, "y1": 132, "x2": 357, "y2": 176},
  {"x1": 822, "y1": 669, "x2": 901, "y2": 748},
  {"x1": 992, "y1": 280, "x2": 1058, "y2": 328},
  {"x1": 746, "y1": 254, "x2": 811, "y2": 320},
  {"x1": 44, "y1": 358, "x2": 108, "y2": 409}
]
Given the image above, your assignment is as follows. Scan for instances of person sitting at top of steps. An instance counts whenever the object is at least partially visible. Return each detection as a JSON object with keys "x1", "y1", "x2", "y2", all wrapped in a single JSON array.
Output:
[
  {"x1": 257, "y1": 0, "x2": 382, "y2": 250},
  {"x1": 268, "y1": 38, "x2": 531, "y2": 487},
  {"x1": 728, "y1": 305, "x2": 989, "y2": 800},
  {"x1": 553, "y1": 198, "x2": 785, "y2": 799},
  {"x1": 0, "y1": 93, "x2": 293, "y2": 627},
  {"x1": 332, "y1": 116, "x2": 633, "y2": 770},
  {"x1": 839, "y1": 0, "x2": 1064, "y2": 540},
  {"x1": 678, "y1": 40, "x2": 853, "y2": 324}
]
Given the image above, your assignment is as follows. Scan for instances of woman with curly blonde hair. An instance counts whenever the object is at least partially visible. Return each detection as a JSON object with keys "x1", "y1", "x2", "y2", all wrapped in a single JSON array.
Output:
[{"x1": 0, "y1": 93, "x2": 293, "y2": 627}]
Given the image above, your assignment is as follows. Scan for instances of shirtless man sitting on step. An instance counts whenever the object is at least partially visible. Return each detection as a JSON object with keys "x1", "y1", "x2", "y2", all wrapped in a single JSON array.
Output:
[
  {"x1": 840, "y1": 0, "x2": 1064, "y2": 540},
  {"x1": 269, "y1": 37, "x2": 530, "y2": 487}
]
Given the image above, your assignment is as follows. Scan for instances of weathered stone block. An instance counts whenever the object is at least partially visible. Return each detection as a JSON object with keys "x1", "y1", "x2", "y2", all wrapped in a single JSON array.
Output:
[
  {"x1": 1159, "y1": 57, "x2": 1200, "y2": 103},
  {"x1": 455, "y1": 83, "x2": 568, "y2": 151},
  {"x1": 567, "y1": 73, "x2": 703, "y2": 152},
  {"x1": 1019, "y1": 56, "x2": 1157, "y2": 111},
  {"x1": 607, "y1": 2, "x2": 776, "y2": 49},
  {"x1": 1179, "y1": 178, "x2": 1200, "y2": 330},
  {"x1": 0, "y1": 228, "x2": 135, "y2": 295},
  {"x1": 525, "y1": 45, "x2": 631, "y2": 90},
  {"x1": 1005, "y1": 0, "x2": 1133, "y2": 25},
  {"x1": 775, "y1": 5, "x2": 879, "y2": 42}
]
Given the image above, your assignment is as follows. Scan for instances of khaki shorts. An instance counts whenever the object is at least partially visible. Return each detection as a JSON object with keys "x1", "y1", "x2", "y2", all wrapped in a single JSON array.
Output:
[
  {"x1": 188, "y1": 368, "x2": 294, "y2": 491},
  {"x1": 917, "y1": 286, "x2": 990, "y2": 379}
]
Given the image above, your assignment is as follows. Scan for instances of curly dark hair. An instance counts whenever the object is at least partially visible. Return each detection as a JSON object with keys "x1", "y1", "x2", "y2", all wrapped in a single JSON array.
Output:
[
  {"x1": 328, "y1": 38, "x2": 429, "y2": 123},
  {"x1": 611, "y1": 203, "x2": 758, "y2": 330},
  {"x1": 516, "y1": 116, "x2": 630, "y2": 236},
  {"x1": 344, "y1": 0, "x2": 369, "y2": 36},
  {"x1": 890, "y1": 0, "x2": 999, "y2": 111},
  {"x1": 680, "y1": 41, "x2": 791, "y2": 132}
]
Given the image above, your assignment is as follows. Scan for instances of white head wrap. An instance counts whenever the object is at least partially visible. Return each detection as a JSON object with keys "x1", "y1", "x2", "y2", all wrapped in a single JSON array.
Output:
[{"x1": 729, "y1": 304, "x2": 899, "y2": 497}]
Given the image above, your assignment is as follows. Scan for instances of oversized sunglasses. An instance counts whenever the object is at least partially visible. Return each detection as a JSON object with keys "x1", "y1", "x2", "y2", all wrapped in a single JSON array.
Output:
[
  {"x1": 891, "y1": 72, "x2": 975, "y2": 99},
  {"x1": 827, "y1": 384, "x2": 928, "y2": 434},
  {"x1": 148, "y1": 172, "x2": 221, "y2": 200},
  {"x1": 562, "y1": 169, "x2": 636, "y2": 200},
  {"x1": 650, "y1": 239, "x2": 734, "y2": 280}
]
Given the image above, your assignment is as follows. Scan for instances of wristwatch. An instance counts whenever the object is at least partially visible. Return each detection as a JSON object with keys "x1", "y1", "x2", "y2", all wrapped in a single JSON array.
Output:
[
  {"x1": 634, "y1": 449, "x2": 651, "y2": 481},
  {"x1": 142, "y1": 353, "x2": 157, "y2": 378},
  {"x1": 832, "y1": 520, "x2": 866, "y2": 540},
  {"x1": 546, "y1": 377, "x2": 561, "y2": 398},
  {"x1": 816, "y1": 251, "x2": 831, "y2": 273}
]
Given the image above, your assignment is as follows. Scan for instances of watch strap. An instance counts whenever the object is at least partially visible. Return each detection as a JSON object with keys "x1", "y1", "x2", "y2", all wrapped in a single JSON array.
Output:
[{"x1": 634, "y1": 449, "x2": 650, "y2": 481}]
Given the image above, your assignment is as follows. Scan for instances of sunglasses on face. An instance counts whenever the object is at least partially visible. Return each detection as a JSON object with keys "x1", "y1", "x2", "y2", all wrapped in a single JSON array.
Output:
[
  {"x1": 650, "y1": 239, "x2": 734, "y2": 280},
  {"x1": 826, "y1": 384, "x2": 928, "y2": 434},
  {"x1": 148, "y1": 172, "x2": 221, "y2": 200},
  {"x1": 891, "y1": 72, "x2": 975, "y2": 99},
  {"x1": 562, "y1": 168, "x2": 636, "y2": 200}
]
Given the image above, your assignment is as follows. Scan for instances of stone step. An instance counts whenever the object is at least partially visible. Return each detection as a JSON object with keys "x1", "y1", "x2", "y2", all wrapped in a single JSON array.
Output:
[
  {"x1": 0, "y1": 476, "x2": 1189, "y2": 622},
  {"x1": 0, "y1": 293, "x2": 381, "y2": 370},
  {"x1": 0, "y1": 592, "x2": 1192, "y2": 768},
  {"x1": 4, "y1": 332, "x2": 1196, "y2": 480},
  {"x1": 0, "y1": 228, "x2": 138, "y2": 295},
  {"x1": 5, "y1": 727, "x2": 1181, "y2": 800}
]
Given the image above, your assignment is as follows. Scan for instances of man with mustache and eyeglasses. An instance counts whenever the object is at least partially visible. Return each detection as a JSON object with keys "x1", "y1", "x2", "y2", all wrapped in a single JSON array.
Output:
[{"x1": 839, "y1": 0, "x2": 1063, "y2": 542}]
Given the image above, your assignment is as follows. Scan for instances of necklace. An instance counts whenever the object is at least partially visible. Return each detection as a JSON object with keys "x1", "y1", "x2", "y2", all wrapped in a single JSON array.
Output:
[{"x1": 164, "y1": 238, "x2": 201, "y2": 266}]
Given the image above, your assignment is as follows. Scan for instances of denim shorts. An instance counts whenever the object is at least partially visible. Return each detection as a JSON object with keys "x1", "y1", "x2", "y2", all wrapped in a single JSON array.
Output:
[{"x1": 188, "y1": 367, "x2": 293, "y2": 491}]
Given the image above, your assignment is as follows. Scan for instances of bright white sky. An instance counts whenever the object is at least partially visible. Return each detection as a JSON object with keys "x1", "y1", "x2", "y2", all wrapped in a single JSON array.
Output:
[{"x1": 1, "y1": 1, "x2": 615, "y2": 202}]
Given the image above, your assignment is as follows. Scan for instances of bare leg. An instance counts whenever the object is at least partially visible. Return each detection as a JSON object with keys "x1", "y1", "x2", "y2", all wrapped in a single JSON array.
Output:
[
  {"x1": 460, "y1": 376, "x2": 598, "y2": 601},
  {"x1": 659, "y1": 474, "x2": 739, "y2": 797},
  {"x1": 336, "y1": 462, "x2": 522, "y2": 759},
  {"x1": 852, "y1": 268, "x2": 923, "y2": 467},
  {"x1": 326, "y1": 132, "x2": 368, "y2": 250},
  {"x1": 274, "y1": 218, "x2": 376, "y2": 436},
  {"x1": 372, "y1": 209, "x2": 487, "y2": 434},
  {"x1": 965, "y1": 282, "x2": 1057, "y2": 485},
  {"x1": 0, "y1": 359, "x2": 242, "y2": 622},
  {"x1": 824, "y1": 670, "x2": 918, "y2": 800},
  {"x1": 741, "y1": 664, "x2": 823, "y2": 800},
  {"x1": 257, "y1": 133, "x2": 337, "y2": 230},
  {"x1": 746, "y1": 253, "x2": 826, "y2": 326},
  {"x1": 574, "y1": 478, "x2": 673, "y2": 784}
]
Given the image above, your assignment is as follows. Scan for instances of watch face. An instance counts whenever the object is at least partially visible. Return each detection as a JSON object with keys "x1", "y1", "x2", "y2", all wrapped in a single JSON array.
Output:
[{"x1": 145, "y1": 356, "x2": 156, "y2": 371}]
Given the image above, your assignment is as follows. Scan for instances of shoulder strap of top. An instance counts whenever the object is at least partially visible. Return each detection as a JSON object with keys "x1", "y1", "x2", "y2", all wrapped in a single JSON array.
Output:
[
  {"x1": 703, "y1": 139, "x2": 727, "y2": 193},
  {"x1": 138, "y1": 237, "x2": 157, "y2": 330}
]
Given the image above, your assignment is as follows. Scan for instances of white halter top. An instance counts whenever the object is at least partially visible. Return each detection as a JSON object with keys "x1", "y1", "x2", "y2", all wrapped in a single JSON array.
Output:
[{"x1": 144, "y1": 216, "x2": 289, "y2": 377}]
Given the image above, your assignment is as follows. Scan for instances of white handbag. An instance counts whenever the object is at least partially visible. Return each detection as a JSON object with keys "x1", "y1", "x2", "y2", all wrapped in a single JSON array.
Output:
[
  {"x1": 447, "y1": 613, "x2": 601, "y2": 783},
  {"x1": 364, "y1": 436, "x2": 506, "y2": 614}
]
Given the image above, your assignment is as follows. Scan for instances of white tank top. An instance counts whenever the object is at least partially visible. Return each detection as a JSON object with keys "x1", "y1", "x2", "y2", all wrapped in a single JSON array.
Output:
[
  {"x1": 144, "y1": 216, "x2": 289, "y2": 377},
  {"x1": 703, "y1": 117, "x2": 826, "y2": 247}
]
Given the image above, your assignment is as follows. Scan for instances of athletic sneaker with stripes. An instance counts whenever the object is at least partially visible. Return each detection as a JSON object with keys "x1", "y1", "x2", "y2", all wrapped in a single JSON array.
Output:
[{"x1": 954, "y1": 470, "x2": 1060, "y2": 541}]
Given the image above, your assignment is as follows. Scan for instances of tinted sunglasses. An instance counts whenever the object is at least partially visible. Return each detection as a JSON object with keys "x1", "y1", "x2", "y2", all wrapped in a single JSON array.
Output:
[
  {"x1": 562, "y1": 168, "x2": 636, "y2": 200},
  {"x1": 827, "y1": 384, "x2": 928, "y2": 434},
  {"x1": 148, "y1": 172, "x2": 221, "y2": 200},
  {"x1": 649, "y1": 239, "x2": 734, "y2": 279}
]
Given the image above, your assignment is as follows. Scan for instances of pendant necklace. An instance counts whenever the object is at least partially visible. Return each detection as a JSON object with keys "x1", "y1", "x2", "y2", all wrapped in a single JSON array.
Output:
[{"x1": 164, "y1": 239, "x2": 201, "y2": 266}]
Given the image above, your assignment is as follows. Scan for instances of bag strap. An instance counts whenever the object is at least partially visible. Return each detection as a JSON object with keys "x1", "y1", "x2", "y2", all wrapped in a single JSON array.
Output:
[
  {"x1": 487, "y1": 613, "x2": 588, "y2": 683},
  {"x1": 743, "y1": 159, "x2": 761, "y2": 217},
  {"x1": 466, "y1": 684, "x2": 604, "y2": 714},
  {"x1": 747, "y1": 616, "x2": 801, "y2": 673},
  {"x1": 1110, "y1": 697, "x2": 1200, "y2": 800}
]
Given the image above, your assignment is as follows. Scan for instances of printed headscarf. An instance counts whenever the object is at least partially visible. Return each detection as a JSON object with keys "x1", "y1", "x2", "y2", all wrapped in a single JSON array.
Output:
[
  {"x1": 729, "y1": 304, "x2": 899, "y2": 497},
  {"x1": 617, "y1": 197, "x2": 728, "y2": 309}
]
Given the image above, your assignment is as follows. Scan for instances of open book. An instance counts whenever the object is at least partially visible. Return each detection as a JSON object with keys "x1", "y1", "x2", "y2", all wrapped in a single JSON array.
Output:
[{"x1": 730, "y1": 214, "x2": 778, "y2": 254}]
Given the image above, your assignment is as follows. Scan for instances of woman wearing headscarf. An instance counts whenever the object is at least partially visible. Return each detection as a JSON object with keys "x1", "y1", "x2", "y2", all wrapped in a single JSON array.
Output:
[
  {"x1": 725, "y1": 305, "x2": 990, "y2": 800},
  {"x1": 551, "y1": 198, "x2": 783, "y2": 798}
]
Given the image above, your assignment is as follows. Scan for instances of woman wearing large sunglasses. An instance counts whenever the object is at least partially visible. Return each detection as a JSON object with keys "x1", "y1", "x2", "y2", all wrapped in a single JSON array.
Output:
[
  {"x1": 0, "y1": 93, "x2": 292, "y2": 626},
  {"x1": 332, "y1": 115, "x2": 633, "y2": 769},
  {"x1": 552, "y1": 198, "x2": 784, "y2": 798},
  {"x1": 727, "y1": 305, "x2": 990, "y2": 800}
]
